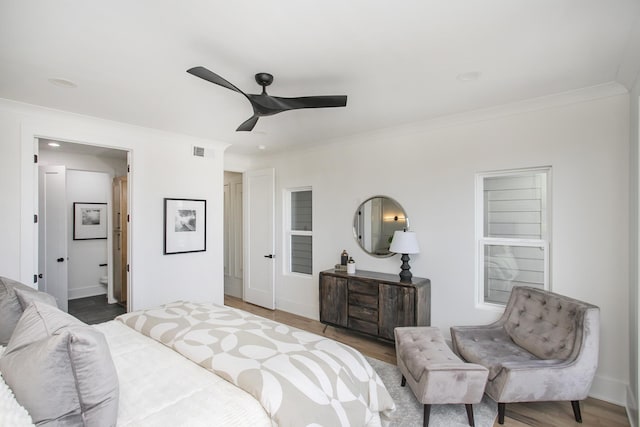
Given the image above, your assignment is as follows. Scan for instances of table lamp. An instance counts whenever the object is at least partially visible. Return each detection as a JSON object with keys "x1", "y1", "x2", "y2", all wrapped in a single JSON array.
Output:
[{"x1": 389, "y1": 230, "x2": 420, "y2": 282}]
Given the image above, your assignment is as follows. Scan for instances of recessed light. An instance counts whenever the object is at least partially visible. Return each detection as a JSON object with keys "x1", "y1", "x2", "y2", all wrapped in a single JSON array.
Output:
[
  {"x1": 48, "y1": 78, "x2": 78, "y2": 88},
  {"x1": 456, "y1": 71, "x2": 482, "y2": 82},
  {"x1": 257, "y1": 145, "x2": 267, "y2": 150},
  {"x1": 47, "y1": 142, "x2": 61, "y2": 147}
]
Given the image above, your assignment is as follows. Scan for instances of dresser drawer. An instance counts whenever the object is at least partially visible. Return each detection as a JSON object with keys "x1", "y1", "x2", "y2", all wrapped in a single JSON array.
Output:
[
  {"x1": 348, "y1": 280, "x2": 378, "y2": 295},
  {"x1": 348, "y1": 292, "x2": 378, "y2": 309},
  {"x1": 349, "y1": 304, "x2": 378, "y2": 322},
  {"x1": 348, "y1": 318, "x2": 378, "y2": 335}
]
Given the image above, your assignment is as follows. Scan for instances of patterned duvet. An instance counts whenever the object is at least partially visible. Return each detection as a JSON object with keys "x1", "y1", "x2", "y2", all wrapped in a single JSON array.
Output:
[{"x1": 117, "y1": 301, "x2": 395, "y2": 426}]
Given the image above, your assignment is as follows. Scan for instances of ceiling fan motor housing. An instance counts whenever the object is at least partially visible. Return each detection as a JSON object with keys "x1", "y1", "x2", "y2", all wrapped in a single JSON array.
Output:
[{"x1": 255, "y1": 73, "x2": 273, "y2": 88}]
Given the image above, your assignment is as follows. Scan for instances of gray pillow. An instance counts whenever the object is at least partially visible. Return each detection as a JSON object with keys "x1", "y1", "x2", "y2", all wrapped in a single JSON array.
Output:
[
  {"x1": 14, "y1": 287, "x2": 57, "y2": 311},
  {"x1": 0, "y1": 302, "x2": 119, "y2": 427},
  {"x1": 0, "y1": 276, "x2": 47, "y2": 345},
  {"x1": 3, "y1": 299, "x2": 83, "y2": 354}
]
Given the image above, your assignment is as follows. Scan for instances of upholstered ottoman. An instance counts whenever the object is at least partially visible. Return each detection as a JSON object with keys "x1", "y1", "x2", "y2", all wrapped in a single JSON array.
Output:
[{"x1": 395, "y1": 327, "x2": 489, "y2": 427}]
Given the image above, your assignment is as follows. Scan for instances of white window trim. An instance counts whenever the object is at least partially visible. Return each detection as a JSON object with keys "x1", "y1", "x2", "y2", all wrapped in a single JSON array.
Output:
[
  {"x1": 284, "y1": 187, "x2": 313, "y2": 277},
  {"x1": 474, "y1": 167, "x2": 552, "y2": 309}
]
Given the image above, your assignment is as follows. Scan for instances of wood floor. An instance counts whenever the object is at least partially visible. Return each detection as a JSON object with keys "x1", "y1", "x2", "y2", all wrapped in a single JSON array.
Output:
[{"x1": 224, "y1": 295, "x2": 630, "y2": 427}]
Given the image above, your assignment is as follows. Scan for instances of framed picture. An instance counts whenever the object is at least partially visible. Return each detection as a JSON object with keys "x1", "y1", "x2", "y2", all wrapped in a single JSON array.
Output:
[
  {"x1": 164, "y1": 198, "x2": 206, "y2": 255},
  {"x1": 73, "y1": 202, "x2": 108, "y2": 240}
]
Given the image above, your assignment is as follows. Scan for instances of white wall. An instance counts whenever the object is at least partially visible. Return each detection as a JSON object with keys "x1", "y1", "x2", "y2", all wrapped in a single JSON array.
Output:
[
  {"x1": 66, "y1": 170, "x2": 110, "y2": 299},
  {"x1": 0, "y1": 98, "x2": 228, "y2": 311},
  {"x1": 249, "y1": 84, "x2": 630, "y2": 405}
]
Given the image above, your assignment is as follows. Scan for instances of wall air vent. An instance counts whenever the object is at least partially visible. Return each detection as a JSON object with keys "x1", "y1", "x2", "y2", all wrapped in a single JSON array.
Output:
[
  {"x1": 192, "y1": 145, "x2": 215, "y2": 159},
  {"x1": 193, "y1": 146, "x2": 205, "y2": 157}
]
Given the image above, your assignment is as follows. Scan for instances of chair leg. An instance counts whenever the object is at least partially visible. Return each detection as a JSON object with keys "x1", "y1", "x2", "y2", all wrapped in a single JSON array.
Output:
[
  {"x1": 423, "y1": 404, "x2": 431, "y2": 427},
  {"x1": 465, "y1": 404, "x2": 475, "y2": 426},
  {"x1": 401, "y1": 375, "x2": 406, "y2": 387},
  {"x1": 498, "y1": 402, "x2": 506, "y2": 424},
  {"x1": 571, "y1": 400, "x2": 583, "y2": 423}
]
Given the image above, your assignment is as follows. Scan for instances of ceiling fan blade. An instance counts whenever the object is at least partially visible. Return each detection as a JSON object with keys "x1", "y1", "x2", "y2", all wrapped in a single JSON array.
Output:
[
  {"x1": 187, "y1": 66, "x2": 246, "y2": 96},
  {"x1": 236, "y1": 115, "x2": 259, "y2": 132},
  {"x1": 271, "y1": 95, "x2": 347, "y2": 111}
]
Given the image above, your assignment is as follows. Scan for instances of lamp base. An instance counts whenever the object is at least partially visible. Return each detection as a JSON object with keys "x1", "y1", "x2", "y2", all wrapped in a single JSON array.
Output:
[{"x1": 399, "y1": 253, "x2": 412, "y2": 283}]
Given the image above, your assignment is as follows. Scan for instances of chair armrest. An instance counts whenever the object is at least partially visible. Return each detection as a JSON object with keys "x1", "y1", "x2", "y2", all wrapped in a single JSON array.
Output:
[{"x1": 490, "y1": 357, "x2": 595, "y2": 402}]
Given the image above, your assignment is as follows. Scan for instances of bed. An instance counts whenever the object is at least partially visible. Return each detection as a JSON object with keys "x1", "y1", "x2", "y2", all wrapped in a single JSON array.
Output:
[
  {"x1": 1, "y1": 321, "x2": 272, "y2": 427},
  {"x1": 0, "y1": 277, "x2": 395, "y2": 427}
]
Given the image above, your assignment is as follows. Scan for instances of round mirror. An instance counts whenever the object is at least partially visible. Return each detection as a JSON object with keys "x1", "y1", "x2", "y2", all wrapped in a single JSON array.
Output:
[{"x1": 353, "y1": 196, "x2": 408, "y2": 257}]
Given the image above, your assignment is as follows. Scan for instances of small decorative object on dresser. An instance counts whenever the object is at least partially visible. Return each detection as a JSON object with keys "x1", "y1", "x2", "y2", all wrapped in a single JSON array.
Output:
[
  {"x1": 340, "y1": 250, "x2": 349, "y2": 265},
  {"x1": 319, "y1": 269, "x2": 430, "y2": 341},
  {"x1": 347, "y1": 257, "x2": 356, "y2": 274}
]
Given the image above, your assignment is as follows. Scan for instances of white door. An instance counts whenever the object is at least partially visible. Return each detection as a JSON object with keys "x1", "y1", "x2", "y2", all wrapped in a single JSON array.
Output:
[
  {"x1": 39, "y1": 165, "x2": 68, "y2": 312},
  {"x1": 243, "y1": 168, "x2": 275, "y2": 309}
]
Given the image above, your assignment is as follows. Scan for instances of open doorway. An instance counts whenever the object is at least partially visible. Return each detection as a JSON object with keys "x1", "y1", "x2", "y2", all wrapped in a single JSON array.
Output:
[
  {"x1": 37, "y1": 138, "x2": 129, "y2": 323},
  {"x1": 224, "y1": 171, "x2": 243, "y2": 298}
]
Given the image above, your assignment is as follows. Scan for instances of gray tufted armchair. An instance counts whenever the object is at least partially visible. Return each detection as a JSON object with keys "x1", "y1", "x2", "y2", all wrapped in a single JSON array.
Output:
[{"x1": 450, "y1": 286, "x2": 599, "y2": 424}]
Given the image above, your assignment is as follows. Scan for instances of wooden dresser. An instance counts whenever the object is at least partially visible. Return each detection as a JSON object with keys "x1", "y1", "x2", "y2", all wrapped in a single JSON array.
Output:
[{"x1": 319, "y1": 269, "x2": 430, "y2": 341}]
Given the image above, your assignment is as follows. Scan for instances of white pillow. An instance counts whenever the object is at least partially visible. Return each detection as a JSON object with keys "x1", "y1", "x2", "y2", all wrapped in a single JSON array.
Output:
[{"x1": 0, "y1": 347, "x2": 34, "y2": 427}]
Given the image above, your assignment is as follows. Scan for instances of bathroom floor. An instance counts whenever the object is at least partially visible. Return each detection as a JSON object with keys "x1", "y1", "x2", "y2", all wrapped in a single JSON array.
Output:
[{"x1": 68, "y1": 294, "x2": 126, "y2": 325}]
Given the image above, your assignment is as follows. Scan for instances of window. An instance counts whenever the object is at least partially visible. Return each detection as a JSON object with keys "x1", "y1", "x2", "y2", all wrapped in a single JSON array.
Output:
[
  {"x1": 476, "y1": 167, "x2": 550, "y2": 305},
  {"x1": 286, "y1": 188, "x2": 312, "y2": 275}
]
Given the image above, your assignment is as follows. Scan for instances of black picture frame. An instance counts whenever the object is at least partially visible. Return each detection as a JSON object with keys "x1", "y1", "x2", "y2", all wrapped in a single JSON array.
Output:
[
  {"x1": 163, "y1": 198, "x2": 207, "y2": 255},
  {"x1": 73, "y1": 202, "x2": 108, "y2": 240}
]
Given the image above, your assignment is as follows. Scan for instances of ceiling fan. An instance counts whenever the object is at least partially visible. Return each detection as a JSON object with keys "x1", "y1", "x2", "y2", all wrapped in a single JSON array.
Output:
[{"x1": 187, "y1": 66, "x2": 348, "y2": 132}]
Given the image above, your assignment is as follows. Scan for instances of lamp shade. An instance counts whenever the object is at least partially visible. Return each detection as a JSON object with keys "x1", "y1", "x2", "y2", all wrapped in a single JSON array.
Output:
[{"x1": 389, "y1": 230, "x2": 420, "y2": 254}]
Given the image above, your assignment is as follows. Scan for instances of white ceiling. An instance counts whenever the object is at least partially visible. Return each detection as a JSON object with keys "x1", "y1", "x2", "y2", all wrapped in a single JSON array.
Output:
[{"x1": 1, "y1": 1, "x2": 639, "y2": 156}]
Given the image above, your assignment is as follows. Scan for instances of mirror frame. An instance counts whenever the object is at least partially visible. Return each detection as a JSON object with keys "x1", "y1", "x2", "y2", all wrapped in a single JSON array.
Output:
[{"x1": 353, "y1": 195, "x2": 408, "y2": 258}]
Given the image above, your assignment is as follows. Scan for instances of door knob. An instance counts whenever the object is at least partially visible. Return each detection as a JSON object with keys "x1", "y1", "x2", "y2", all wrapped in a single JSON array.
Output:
[
  {"x1": 264, "y1": 254, "x2": 274, "y2": 259},
  {"x1": 57, "y1": 257, "x2": 64, "y2": 262}
]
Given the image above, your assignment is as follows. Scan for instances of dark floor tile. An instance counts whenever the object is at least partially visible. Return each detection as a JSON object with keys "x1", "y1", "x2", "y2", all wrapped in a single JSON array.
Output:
[{"x1": 68, "y1": 295, "x2": 126, "y2": 325}]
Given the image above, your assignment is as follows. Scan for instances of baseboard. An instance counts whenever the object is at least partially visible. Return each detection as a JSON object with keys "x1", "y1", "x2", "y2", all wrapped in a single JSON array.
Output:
[
  {"x1": 588, "y1": 373, "x2": 628, "y2": 406},
  {"x1": 68, "y1": 285, "x2": 107, "y2": 300},
  {"x1": 276, "y1": 297, "x2": 318, "y2": 320},
  {"x1": 628, "y1": 385, "x2": 638, "y2": 427}
]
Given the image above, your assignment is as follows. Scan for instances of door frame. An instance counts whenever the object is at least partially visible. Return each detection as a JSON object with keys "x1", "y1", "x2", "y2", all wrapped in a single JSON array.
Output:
[{"x1": 20, "y1": 123, "x2": 133, "y2": 310}]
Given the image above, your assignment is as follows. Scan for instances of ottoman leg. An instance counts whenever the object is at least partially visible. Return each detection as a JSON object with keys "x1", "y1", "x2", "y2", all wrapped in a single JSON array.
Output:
[
  {"x1": 465, "y1": 404, "x2": 475, "y2": 426},
  {"x1": 571, "y1": 400, "x2": 582, "y2": 423},
  {"x1": 498, "y1": 403, "x2": 506, "y2": 424},
  {"x1": 423, "y1": 404, "x2": 431, "y2": 427},
  {"x1": 401, "y1": 375, "x2": 406, "y2": 387}
]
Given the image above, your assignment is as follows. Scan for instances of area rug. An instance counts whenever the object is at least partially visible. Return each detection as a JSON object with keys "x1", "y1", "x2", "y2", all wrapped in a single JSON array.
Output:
[{"x1": 366, "y1": 357, "x2": 497, "y2": 427}]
